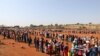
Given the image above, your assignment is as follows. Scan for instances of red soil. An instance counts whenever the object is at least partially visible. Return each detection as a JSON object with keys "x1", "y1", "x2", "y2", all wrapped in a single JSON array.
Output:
[{"x1": 0, "y1": 35, "x2": 48, "y2": 56}]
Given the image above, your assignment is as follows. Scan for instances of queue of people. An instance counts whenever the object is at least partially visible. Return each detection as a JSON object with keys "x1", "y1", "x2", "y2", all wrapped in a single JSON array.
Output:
[
  {"x1": 67, "y1": 35, "x2": 98, "y2": 56},
  {"x1": 0, "y1": 28, "x2": 99, "y2": 56},
  {"x1": 33, "y1": 34, "x2": 99, "y2": 56},
  {"x1": 0, "y1": 29, "x2": 32, "y2": 47},
  {"x1": 34, "y1": 37, "x2": 68, "y2": 56}
]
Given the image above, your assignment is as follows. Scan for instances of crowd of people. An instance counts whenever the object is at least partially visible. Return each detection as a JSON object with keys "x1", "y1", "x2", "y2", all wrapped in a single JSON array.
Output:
[
  {"x1": 67, "y1": 35, "x2": 99, "y2": 56},
  {"x1": 33, "y1": 34, "x2": 100, "y2": 56},
  {"x1": 0, "y1": 28, "x2": 100, "y2": 56},
  {"x1": 33, "y1": 37, "x2": 68, "y2": 56},
  {"x1": 0, "y1": 28, "x2": 32, "y2": 46}
]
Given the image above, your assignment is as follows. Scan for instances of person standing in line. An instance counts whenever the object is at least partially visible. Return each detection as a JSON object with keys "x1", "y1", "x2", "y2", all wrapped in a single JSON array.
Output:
[
  {"x1": 60, "y1": 42, "x2": 64, "y2": 56},
  {"x1": 64, "y1": 45, "x2": 68, "y2": 56},
  {"x1": 45, "y1": 40, "x2": 49, "y2": 53},
  {"x1": 3, "y1": 31, "x2": 6, "y2": 39},
  {"x1": 41, "y1": 37, "x2": 44, "y2": 53},
  {"x1": 36, "y1": 37, "x2": 39, "y2": 51},
  {"x1": 34, "y1": 37, "x2": 37, "y2": 48},
  {"x1": 27, "y1": 36, "x2": 32, "y2": 46}
]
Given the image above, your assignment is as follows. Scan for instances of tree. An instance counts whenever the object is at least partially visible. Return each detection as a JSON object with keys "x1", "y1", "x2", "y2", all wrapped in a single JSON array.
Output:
[
  {"x1": 30, "y1": 24, "x2": 36, "y2": 27},
  {"x1": 50, "y1": 24, "x2": 53, "y2": 27},
  {"x1": 39, "y1": 24, "x2": 44, "y2": 27},
  {"x1": 89, "y1": 22, "x2": 92, "y2": 25},
  {"x1": 55, "y1": 24, "x2": 58, "y2": 27},
  {"x1": 76, "y1": 23, "x2": 80, "y2": 25}
]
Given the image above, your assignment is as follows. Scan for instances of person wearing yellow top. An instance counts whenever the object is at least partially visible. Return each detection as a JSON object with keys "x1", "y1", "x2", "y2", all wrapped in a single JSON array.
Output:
[{"x1": 68, "y1": 51, "x2": 70, "y2": 56}]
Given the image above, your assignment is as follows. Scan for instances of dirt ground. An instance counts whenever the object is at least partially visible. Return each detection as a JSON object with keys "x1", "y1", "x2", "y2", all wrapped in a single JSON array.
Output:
[{"x1": 0, "y1": 35, "x2": 48, "y2": 56}]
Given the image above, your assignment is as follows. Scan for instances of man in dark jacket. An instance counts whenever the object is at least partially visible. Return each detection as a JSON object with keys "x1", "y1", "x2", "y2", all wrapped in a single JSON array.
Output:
[
  {"x1": 3, "y1": 31, "x2": 6, "y2": 39},
  {"x1": 27, "y1": 37, "x2": 32, "y2": 46}
]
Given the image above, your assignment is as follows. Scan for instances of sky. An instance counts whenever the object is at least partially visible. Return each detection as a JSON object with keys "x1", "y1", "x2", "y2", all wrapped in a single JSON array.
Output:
[{"x1": 0, "y1": 0, "x2": 100, "y2": 26}]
